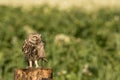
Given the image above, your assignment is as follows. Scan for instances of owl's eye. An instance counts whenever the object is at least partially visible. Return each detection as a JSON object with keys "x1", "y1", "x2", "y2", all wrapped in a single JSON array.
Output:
[{"x1": 32, "y1": 36, "x2": 38, "y2": 40}]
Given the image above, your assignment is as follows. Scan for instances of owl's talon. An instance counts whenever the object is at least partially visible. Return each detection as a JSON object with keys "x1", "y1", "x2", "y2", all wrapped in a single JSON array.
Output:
[
  {"x1": 26, "y1": 66, "x2": 32, "y2": 69},
  {"x1": 28, "y1": 60, "x2": 33, "y2": 68},
  {"x1": 35, "y1": 66, "x2": 39, "y2": 68},
  {"x1": 35, "y1": 60, "x2": 39, "y2": 68}
]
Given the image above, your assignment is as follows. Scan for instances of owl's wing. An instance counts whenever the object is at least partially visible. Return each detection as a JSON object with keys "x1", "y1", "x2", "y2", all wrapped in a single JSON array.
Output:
[
  {"x1": 37, "y1": 42, "x2": 45, "y2": 58},
  {"x1": 22, "y1": 40, "x2": 30, "y2": 54}
]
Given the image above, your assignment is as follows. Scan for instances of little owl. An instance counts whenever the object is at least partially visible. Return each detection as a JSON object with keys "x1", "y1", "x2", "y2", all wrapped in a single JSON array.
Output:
[{"x1": 22, "y1": 33, "x2": 47, "y2": 68}]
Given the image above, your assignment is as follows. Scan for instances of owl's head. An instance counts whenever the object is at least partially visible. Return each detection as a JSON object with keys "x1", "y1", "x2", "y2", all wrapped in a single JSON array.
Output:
[{"x1": 28, "y1": 33, "x2": 42, "y2": 44}]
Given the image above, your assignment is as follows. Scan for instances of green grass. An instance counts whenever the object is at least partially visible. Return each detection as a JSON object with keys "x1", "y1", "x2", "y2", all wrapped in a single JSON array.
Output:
[{"x1": 0, "y1": 5, "x2": 120, "y2": 80}]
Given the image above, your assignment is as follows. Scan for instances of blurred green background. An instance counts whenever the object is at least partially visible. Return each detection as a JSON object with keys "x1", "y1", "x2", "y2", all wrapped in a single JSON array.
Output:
[{"x1": 0, "y1": 1, "x2": 120, "y2": 80}]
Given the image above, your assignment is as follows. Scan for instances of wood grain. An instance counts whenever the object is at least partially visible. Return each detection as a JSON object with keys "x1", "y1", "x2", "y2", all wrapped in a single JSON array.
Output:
[{"x1": 14, "y1": 68, "x2": 53, "y2": 80}]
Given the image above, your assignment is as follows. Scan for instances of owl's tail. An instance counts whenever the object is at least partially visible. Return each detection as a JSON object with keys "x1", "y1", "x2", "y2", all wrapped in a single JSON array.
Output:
[
  {"x1": 42, "y1": 58, "x2": 48, "y2": 62},
  {"x1": 41, "y1": 58, "x2": 48, "y2": 68}
]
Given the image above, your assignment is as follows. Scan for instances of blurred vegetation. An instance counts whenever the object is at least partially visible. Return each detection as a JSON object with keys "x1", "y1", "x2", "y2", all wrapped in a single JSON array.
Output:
[{"x1": 0, "y1": 5, "x2": 120, "y2": 80}]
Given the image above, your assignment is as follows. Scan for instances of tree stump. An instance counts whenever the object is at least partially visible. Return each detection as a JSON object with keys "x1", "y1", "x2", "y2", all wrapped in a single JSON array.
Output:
[{"x1": 14, "y1": 68, "x2": 53, "y2": 80}]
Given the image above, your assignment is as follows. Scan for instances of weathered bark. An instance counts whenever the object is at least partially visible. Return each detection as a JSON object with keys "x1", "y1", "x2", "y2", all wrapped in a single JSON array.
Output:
[{"x1": 14, "y1": 68, "x2": 53, "y2": 80}]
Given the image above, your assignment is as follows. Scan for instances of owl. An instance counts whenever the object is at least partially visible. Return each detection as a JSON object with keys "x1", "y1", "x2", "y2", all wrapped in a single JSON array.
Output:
[{"x1": 22, "y1": 33, "x2": 47, "y2": 68}]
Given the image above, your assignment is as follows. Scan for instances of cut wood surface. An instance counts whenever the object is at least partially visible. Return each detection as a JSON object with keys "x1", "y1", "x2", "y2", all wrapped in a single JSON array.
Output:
[{"x1": 14, "y1": 68, "x2": 53, "y2": 80}]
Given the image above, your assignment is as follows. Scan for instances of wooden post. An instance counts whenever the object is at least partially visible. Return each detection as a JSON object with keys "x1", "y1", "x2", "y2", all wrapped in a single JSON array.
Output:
[{"x1": 14, "y1": 68, "x2": 53, "y2": 80}]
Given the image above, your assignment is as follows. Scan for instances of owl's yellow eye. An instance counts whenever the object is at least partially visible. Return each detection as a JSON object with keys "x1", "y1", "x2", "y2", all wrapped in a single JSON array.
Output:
[{"x1": 32, "y1": 36, "x2": 38, "y2": 40}]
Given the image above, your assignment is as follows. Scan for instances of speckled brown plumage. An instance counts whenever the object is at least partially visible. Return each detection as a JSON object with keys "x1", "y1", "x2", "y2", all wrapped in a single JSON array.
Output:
[{"x1": 22, "y1": 33, "x2": 47, "y2": 68}]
